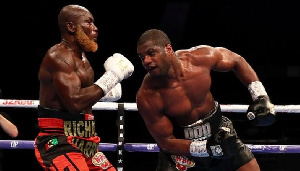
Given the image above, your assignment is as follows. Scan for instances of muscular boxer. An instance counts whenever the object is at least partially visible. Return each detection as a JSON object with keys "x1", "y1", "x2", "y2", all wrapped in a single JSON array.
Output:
[
  {"x1": 136, "y1": 29, "x2": 275, "y2": 171},
  {"x1": 34, "y1": 5, "x2": 134, "y2": 171}
]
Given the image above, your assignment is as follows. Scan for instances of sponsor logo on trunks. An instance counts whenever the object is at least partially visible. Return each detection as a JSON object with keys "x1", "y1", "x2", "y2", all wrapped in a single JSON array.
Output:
[
  {"x1": 45, "y1": 138, "x2": 58, "y2": 151},
  {"x1": 85, "y1": 114, "x2": 94, "y2": 120},
  {"x1": 210, "y1": 145, "x2": 223, "y2": 156},
  {"x1": 184, "y1": 123, "x2": 211, "y2": 140},
  {"x1": 92, "y1": 152, "x2": 112, "y2": 169},
  {"x1": 71, "y1": 138, "x2": 98, "y2": 158},
  {"x1": 64, "y1": 120, "x2": 96, "y2": 137},
  {"x1": 171, "y1": 155, "x2": 195, "y2": 171}
]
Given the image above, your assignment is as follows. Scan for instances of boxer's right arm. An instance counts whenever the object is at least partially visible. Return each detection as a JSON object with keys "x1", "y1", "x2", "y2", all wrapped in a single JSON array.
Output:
[
  {"x1": 99, "y1": 83, "x2": 121, "y2": 102},
  {"x1": 94, "y1": 53, "x2": 134, "y2": 95}
]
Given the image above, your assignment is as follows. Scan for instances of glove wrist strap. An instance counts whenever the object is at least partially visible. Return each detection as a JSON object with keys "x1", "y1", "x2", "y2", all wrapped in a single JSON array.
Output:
[
  {"x1": 248, "y1": 81, "x2": 268, "y2": 101},
  {"x1": 99, "y1": 83, "x2": 122, "y2": 102},
  {"x1": 94, "y1": 71, "x2": 119, "y2": 95}
]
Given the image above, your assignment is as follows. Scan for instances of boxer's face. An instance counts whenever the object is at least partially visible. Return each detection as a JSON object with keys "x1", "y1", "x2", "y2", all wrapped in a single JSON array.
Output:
[
  {"x1": 137, "y1": 41, "x2": 171, "y2": 77},
  {"x1": 75, "y1": 25, "x2": 98, "y2": 52}
]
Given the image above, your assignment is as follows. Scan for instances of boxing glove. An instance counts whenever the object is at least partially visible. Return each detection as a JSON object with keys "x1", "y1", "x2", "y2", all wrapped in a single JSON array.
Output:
[
  {"x1": 247, "y1": 95, "x2": 276, "y2": 126},
  {"x1": 99, "y1": 83, "x2": 122, "y2": 102},
  {"x1": 94, "y1": 53, "x2": 134, "y2": 95},
  {"x1": 104, "y1": 53, "x2": 134, "y2": 80},
  {"x1": 247, "y1": 81, "x2": 276, "y2": 126},
  {"x1": 189, "y1": 123, "x2": 237, "y2": 158}
]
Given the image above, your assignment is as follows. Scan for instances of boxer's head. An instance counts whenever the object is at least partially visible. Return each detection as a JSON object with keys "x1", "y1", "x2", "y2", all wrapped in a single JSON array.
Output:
[
  {"x1": 58, "y1": 4, "x2": 98, "y2": 52},
  {"x1": 137, "y1": 29, "x2": 171, "y2": 49}
]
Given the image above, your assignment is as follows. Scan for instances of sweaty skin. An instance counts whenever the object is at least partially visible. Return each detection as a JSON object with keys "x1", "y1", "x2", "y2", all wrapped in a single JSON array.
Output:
[
  {"x1": 136, "y1": 40, "x2": 260, "y2": 171},
  {"x1": 36, "y1": 5, "x2": 117, "y2": 171},
  {"x1": 38, "y1": 6, "x2": 102, "y2": 115}
]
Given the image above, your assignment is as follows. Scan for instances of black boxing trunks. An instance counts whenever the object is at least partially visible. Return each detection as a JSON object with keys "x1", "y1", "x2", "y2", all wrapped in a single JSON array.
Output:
[
  {"x1": 34, "y1": 105, "x2": 115, "y2": 171},
  {"x1": 156, "y1": 102, "x2": 255, "y2": 171}
]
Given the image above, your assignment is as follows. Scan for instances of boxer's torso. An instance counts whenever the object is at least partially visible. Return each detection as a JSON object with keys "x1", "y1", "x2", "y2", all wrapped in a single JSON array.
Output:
[
  {"x1": 38, "y1": 43, "x2": 94, "y2": 110},
  {"x1": 138, "y1": 46, "x2": 217, "y2": 126}
]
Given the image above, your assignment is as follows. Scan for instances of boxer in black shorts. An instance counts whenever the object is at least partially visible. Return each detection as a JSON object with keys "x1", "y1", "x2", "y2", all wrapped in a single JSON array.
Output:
[
  {"x1": 156, "y1": 102, "x2": 255, "y2": 171},
  {"x1": 136, "y1": 29, "x2": 275, "y2": 171}
]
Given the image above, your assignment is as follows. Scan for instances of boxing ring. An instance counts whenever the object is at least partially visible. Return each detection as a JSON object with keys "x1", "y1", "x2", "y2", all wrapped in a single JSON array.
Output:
[{"x1": 1, "y1": 99, "x2": 300, "y2": 170}]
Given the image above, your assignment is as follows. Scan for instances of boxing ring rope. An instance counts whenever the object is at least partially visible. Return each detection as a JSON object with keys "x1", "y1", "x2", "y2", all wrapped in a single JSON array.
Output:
[
  {"x1": 1, "y1": 99, "x2": 300, "y2": 113},
  {"x1": 1, "y1": 140, "x2": 300, "y2": 154},
  {"x1": 1, "y1": 99, "x2": 300, "y2": 169}
]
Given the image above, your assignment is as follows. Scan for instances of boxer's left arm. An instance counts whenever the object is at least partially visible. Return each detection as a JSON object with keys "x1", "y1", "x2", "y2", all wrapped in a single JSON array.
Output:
[{"x1": 212, "y1": 47, "x2": 276, "y2": 126}]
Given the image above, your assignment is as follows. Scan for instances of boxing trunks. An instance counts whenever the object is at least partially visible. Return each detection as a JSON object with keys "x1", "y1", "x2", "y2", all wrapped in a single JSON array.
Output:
[
  {"x1": 156, "y1": 102, "x2": 254, "y2": 171},
  {"x1": 34, "y1": 105, "x2": 115, "y2": 171}
]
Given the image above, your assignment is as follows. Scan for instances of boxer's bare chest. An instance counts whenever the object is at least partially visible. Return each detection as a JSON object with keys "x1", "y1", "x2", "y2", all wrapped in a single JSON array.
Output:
[
  {"x1": 75, "y1": 58, "x2": 94, "y2": 87},
  {"x1": 154, "y1": 67, "x2": 212, "y2": 124}
]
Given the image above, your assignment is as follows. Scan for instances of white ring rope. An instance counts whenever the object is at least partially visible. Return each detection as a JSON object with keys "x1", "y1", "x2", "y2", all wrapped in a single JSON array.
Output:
[
  {"x1": 1, "y1": 98, "x2": 300, "y2": 157},
  {"x1": 0, "y1": 99, "x2": 300, "y2": 113}
]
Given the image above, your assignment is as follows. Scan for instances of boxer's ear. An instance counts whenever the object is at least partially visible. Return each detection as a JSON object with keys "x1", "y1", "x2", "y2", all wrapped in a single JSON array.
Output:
[
  {"x1": 165, "y1": 44, "x2": 174, "y2": 55},
  {"x1": 66, "y1": 22, "x2": 75, "y2": 33}
]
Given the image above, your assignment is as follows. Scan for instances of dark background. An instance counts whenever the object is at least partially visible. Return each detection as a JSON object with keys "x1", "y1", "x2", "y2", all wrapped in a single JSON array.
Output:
[{"x1": 1, "y1": 0, "x2": 300, "y2": 170}]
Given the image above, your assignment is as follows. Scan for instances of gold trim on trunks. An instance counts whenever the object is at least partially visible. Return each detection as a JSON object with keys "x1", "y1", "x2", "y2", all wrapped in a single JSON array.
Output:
[
  {"x1": 72, "y1": 137, "x2": 98, "y2": 158},
  {"x1": 64, "y1": 120, "x2": 96, "y2": 137}
]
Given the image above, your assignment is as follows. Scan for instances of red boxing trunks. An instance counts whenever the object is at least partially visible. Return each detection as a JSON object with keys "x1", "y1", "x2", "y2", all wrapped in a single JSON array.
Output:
[{"x1": 34, "y1": 105, "x2": 116, "y2": 171}]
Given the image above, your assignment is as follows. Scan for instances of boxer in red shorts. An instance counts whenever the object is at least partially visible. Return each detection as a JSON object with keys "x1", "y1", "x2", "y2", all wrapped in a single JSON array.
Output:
[{"x1": 35, "y1": 4, "x2": 134, "y2": 171}]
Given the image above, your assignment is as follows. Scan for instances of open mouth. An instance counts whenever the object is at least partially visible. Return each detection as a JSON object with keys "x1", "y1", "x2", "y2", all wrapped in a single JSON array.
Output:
[{"x1": 146, "y1": 66, "x2": 156, "y2": 72}]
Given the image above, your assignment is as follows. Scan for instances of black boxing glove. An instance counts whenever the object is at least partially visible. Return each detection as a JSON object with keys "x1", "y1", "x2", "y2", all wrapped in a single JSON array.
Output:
[
  {"x1": 247, "y1": 95, "x2": 276, "y2": 126},
  {"x1": 189, "y1": 120, "x2": 237, "y2": 158},
  {"x1": 247, "y1": 81, "x2": 276, "y2": 126}
]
